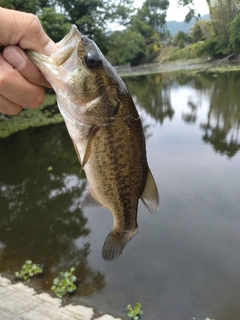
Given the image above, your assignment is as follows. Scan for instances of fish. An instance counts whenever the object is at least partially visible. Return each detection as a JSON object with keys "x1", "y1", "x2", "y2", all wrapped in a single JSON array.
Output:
[{"x1": 27, "y1": 25, "x2": 159, "y2": 260}]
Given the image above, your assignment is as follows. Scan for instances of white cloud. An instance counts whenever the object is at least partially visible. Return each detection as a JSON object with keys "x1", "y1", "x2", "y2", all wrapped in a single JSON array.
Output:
[{"x1": 134, "y1": 0, "x2": 209, "y2": 22}]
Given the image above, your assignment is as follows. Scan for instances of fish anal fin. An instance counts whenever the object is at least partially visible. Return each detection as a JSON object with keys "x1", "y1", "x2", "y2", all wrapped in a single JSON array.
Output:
[
  {"x1": 141, "y1": 169, "x2": 159, "y2": 214},
  {"x1": 79, "y1": 189, "x2": 103, "y2": 208},
  {"x1": 80, "y1": 125, "x2": 99, "y2": 172},
  {"x1": 102, "y1": 227, "x2": 138, "y2": 261}
]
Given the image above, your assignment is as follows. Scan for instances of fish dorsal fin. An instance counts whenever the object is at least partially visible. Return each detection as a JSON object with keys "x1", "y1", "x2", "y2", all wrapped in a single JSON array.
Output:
[
  {"x1": 79, "y1": 189, "x2": 103, "y2": 208},
  {"x1": 80, "y1": 125, "x2": 99, "y2": 172},
  {"x1": 141, "y1": 169, "x2": 159, "y2": 214}
]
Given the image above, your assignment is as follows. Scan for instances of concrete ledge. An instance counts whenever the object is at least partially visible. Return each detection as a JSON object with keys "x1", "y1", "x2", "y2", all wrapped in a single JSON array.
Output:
[{"x1": 0, "y1": 275, "x2": 121, "y2": 320}]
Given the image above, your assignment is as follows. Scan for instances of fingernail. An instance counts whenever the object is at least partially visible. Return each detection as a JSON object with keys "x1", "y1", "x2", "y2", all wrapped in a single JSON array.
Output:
[
  {"x1": 43, "y1": 40, "x2": 58, "y2": 56},
  {"x1": 4, "y1": 47, "x2": 26, "y2": 70}
]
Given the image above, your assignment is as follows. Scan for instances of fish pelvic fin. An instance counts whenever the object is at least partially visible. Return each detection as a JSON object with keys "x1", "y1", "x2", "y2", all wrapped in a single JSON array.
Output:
[
  {"x1": 141, "y1": 169, "x2": 159, "y2": 214},
  {"x1": 79, "y1": 189, "x2": 103, "y2": 208},
  {"x1": 102, "y1": 227, "x2": 138, "y2": 261}
]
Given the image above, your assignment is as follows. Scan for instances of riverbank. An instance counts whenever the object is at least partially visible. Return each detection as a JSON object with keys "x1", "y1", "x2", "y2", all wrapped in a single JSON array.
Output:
[
  {"x1": 117, "y1": 58, "x2": 240, "y2": 77},
  {"x1": 0, "y1": 275, "x2": 121, "y2": 320}
]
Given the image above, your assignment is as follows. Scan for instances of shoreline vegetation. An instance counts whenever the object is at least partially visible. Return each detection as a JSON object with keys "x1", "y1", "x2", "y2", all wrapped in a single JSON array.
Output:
[{"x1": 1, "y1": 55, "x2": 240, "y2": 139}]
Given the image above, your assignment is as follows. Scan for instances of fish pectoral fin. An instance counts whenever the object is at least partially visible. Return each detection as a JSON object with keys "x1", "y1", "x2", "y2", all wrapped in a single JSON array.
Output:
[
  {"x1": 102, "y1": 228, "x2": 138, "y2": 261},
  {"x1": 80, "y1": 125, "x2": 99, "y2": 172},
  {"x1": 141, "y1": 169, "x2": 159, "y2": 214},
  {"x1": 79, "y1": 189, "x2": 103, "y2": 208},
  {"x1": 72, "y1": 139, "x2": 82, "y2": 166}
]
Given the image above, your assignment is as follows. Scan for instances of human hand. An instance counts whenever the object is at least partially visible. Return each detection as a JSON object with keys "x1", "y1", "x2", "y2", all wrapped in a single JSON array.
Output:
[{"x1": 0, "y1": 7, "x2": 57, "y2": 115}]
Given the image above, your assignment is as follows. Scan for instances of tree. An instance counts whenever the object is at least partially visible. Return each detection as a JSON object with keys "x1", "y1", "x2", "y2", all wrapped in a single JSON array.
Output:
[
  {"x1": 0, "y1": 0, "x2": 136, "y2": 55},
  {"x1": 189, "y1": 20, "x2": 214, "y2": 43},
  {"x1": 106, "y1": 29, "x2": 145, "y2": 66},
  {"x1": 0, "y1": 0, "x2": 51, "y2": 14},
  {"x1": 138, "y1": 0, "x2": 169, "y2": 34},
  {"x1": 228, "y1": 13, "x2": 240, "y2": 55},
  {"x1": 173, "y1": 31, "x2": 187, "y2": 46},
  {"x1": 131, "y1": 15, "x2": 161, "y2": 64},
  {"x1": 38, "y1": 7, "x2": 71, "y2": 42},
  {"x1": 53, "y1": 0, "x2": 135, "y2": 39}
]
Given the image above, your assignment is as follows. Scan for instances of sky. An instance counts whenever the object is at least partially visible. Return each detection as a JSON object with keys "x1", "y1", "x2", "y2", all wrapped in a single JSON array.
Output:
[{"x1": 134, "y1": 0, "x2": 210, "y2": 22}]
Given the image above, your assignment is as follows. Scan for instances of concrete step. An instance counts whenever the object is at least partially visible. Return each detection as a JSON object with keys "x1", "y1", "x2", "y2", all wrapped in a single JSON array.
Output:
[{"x1": 0, "y1": 275, "x2": 121, "y2": 320}]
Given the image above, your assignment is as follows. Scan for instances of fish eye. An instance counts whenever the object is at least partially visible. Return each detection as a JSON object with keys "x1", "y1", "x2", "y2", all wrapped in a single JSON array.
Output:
[{"x1": 84, "y1": 51, "x2": 102, "y2": 69}]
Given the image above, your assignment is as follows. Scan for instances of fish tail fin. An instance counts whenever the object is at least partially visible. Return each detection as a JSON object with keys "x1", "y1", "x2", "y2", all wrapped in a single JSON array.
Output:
[{"x1": 102, "y1": 227, "x2": 138, "y2": 261}]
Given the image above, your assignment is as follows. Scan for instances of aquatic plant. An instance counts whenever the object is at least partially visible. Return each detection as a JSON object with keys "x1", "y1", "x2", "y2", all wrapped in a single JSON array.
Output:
[
  {"x1": 126, "y1": 302, "x2": 143, "y2": 320},
  {"x1": 51, "y1": 267, "x2": 77, "y2": 298},
  {"x1": 14, "y1": 260, "x2": 43, "y2": 280}
]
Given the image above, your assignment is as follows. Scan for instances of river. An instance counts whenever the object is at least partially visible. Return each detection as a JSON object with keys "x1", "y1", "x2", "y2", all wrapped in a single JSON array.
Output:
[{"x1": 0, "y1": 71, "x2": 240, "y2": 320}]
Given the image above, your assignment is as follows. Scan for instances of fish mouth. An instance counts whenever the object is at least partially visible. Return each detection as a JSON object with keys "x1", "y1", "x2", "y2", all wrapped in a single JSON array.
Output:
[{"x1": 27, "y1": 25, "x2": 84, "y2": 86}]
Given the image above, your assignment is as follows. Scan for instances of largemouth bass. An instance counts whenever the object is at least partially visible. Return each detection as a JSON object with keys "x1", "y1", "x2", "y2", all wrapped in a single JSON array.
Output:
[{"x1": 28, "y1": 25, "x2": 159, "y2": 260}]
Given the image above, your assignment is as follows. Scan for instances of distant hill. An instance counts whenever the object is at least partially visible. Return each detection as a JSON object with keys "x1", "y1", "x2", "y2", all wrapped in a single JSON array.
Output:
[{"x1": 167, "y1": 14, "x2": 210, "y2": 37}]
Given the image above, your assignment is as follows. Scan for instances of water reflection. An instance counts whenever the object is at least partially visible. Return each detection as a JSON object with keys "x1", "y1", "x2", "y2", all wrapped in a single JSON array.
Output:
[
  {"x1": 0, "y1": 124, "x2": 105, "y2": 296},
  {"x1": 125, "y1": 72, "x2": 240, "y2": 158},
  {"x1": 125, "y1": 74, "x2": 175, "y2": 124}
]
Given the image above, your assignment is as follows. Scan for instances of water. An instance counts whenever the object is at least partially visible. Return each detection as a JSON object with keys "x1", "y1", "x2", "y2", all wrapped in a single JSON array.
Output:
[{"x1": 0, "y1": 71, "x2": 240, "y2": 320}]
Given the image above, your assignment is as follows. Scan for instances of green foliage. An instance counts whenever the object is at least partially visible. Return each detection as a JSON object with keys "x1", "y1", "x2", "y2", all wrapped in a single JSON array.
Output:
[
  {"x1": 106, "y1": 29, "x2": 145, "y2": 66},
  {"x1": 0, "y1": 0, "x2": 44, "y2": 13},
  {"x1": 107, "y1": 12, "x2": 161, "y2": 66},
  {"x1": 203, "y1": 34, "x2": 230, "y2": 57},
  {"x1": 168, "y1": 42, "x2": 206, "y2": 61},
  {"x1": 228, "y1": 13, "x2": 240, "y2": 55},
  {"x1": 38, "y1": 7, "x2": 71, "y2": 42},
  {"x1": 131, "y1": 15, "x2": 161, "y2": 64},
  {"x1": 178, "y1": 39, "x2": 185, "y2": 49},
  {"x1": 126, "y1": 302, "x2": 143, "y2": 320},
  {"x1": 173, "y1": 31, "x2": 186, "y2": 46},
  {"x1": 15, "y1": 260, "x2": 43, "y2": 280},
  {"x1": 51, "y1": 267, "x2": 77, "y2": 298},
  {"x1": 190, "y1": 23, "x2": 205, "y2": 43},
  {"x1": 189, "y1": 20, "x2": 214, "y2": 43},
  {"x1": 140, "y1": 0, "x2": 170, "y2": 32}
]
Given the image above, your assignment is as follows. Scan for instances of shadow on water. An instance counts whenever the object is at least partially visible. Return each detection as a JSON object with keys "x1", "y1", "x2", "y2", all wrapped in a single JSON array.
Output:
[{"x1": 0, "y1": 71, "x2": 240, "y2": 319}]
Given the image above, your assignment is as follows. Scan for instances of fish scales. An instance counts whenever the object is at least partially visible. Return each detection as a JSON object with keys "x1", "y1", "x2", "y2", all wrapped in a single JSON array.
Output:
[{"x1": 27, "y1": 25, "x2": 159, "y2": 260}]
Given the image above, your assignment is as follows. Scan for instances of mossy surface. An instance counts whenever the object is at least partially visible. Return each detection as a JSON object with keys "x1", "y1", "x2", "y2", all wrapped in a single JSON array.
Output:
[{"x1": 0, "y1": 94, "x2": 63, "y2": 139}]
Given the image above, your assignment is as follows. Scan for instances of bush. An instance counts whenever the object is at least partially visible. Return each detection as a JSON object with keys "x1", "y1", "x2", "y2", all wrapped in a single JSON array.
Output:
[
  {"x1": 178, "y1": 39, "x2": 185, "y2": 49},
  {"x1": 168, "y1": 42, "x2": 207, "y2": 61}
]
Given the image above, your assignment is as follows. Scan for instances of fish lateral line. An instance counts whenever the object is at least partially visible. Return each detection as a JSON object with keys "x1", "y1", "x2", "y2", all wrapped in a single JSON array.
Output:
[{"x1": 123, "y1": 111, "x2": 145, "y2": 126}]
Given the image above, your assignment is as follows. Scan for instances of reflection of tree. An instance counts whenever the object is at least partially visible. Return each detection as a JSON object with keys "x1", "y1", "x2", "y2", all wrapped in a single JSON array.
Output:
[
  {"x1": 177, "y1": 72, "x2": 240, "y2": 157},
  {"x1": 182, "y1": 99, "x2": 198, "y2": 123},
  {"x1": 124, "y1": 74, "x2": 174, "y2": 124},
  {"x1": 0, "y1": 123, "x2": 105, "y2": 296},
  {"x1": 199, "y1": 73, "x2": 240, "y2": 158}
]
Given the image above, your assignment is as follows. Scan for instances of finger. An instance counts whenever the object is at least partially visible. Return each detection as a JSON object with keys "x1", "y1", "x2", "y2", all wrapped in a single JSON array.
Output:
[
  {"x1": 0, "y1": 95, "x2": 22, "y2": 115},
  {"x1": 0, "y1": 54, "x2": 45, "y2": 109},
  {"x1": 0, "y1": 8, "x2": 57, "y2": 55},
  {"x1": 3, "y1": 46, "x2": 51, "y2": 88}
]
